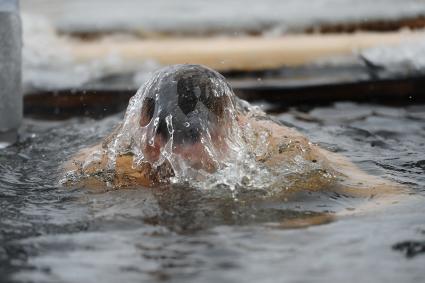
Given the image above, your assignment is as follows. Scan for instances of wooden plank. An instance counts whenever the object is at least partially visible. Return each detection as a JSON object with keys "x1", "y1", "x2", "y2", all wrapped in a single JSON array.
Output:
[
  {"x1": 24, "y1": 75, "x2": 425, "y2": 119},
  {"x1": 233, "y1": 76, "x2": 425, "y2": 104},
  {"x1": 70, "y1": 32, "x2": 425, "y2": 71}
]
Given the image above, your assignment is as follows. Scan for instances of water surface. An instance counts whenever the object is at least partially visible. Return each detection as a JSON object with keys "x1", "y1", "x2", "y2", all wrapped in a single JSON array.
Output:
[{"x1": 1, "y1": 102, "x2": 424, "y2": 283}]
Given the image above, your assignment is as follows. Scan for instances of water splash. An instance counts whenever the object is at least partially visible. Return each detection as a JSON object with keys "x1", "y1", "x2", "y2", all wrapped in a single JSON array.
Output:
[
  {"x1": 75, "y1": 65, "x2": 332, "y2": 193},
  {"x1": 100, "y1": 65, "x2": 246, "y2": 185}
]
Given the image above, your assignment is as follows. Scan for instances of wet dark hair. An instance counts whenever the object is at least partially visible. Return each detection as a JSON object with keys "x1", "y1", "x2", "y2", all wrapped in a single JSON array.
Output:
[{"x1": 140, "y1": 64, "x2": 234, "y2": 145}]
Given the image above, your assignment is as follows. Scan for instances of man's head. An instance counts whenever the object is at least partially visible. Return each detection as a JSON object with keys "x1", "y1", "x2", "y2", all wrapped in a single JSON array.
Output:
[
  {"x1": 136, "y1": 64, "x2": 239, "y2": 171},
  {"x1": 140, "y1": 64, "x2": 235, "y2": 144}
]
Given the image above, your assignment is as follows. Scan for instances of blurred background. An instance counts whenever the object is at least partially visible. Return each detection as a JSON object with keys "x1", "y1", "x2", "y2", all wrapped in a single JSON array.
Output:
[{"x1": 20, "y1": 0, "x2": 425, "y2": 118}]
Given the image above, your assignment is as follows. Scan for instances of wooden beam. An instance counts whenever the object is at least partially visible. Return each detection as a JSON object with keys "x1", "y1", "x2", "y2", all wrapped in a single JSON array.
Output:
[
  {"x1": 70, "y1": 31, "x2": 425, "y2": 71},
  {"x1": 24, "y1": 75, "x2": 425, "y2": 119}
]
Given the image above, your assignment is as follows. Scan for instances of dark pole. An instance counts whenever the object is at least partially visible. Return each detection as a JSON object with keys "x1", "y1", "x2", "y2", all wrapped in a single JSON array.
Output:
[{"x1": 0, "y1": 0, "x2": 22, "y2": 148}]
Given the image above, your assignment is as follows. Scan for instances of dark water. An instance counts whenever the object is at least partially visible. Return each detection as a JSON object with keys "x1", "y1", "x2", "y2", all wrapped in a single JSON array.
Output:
[{"x1": 1, "y1": 103, "x2": 425, "y2": 283}]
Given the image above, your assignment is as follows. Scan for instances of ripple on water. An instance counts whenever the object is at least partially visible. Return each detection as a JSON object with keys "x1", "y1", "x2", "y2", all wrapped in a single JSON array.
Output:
[{"x1": 1, "y1": 103, "x2": 425, "y2": 283}]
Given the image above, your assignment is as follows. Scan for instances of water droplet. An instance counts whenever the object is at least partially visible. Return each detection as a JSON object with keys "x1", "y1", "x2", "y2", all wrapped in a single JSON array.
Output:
[{"x1": 153, "y1": 117, "x2": 159, "y2": 126}]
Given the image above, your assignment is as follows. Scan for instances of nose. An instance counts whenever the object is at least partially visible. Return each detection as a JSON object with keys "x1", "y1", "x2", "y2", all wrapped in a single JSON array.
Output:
[{"x1": 174, "y1": 142, "x2": 219, "y2": 172}]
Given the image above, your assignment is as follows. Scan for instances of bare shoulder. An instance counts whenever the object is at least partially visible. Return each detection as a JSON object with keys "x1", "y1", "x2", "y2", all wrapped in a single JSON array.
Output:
[
  {"x1": 63, "y1": 143, "x2": 155, "y2": 188},
  {"x1": 246, "y1": 117, "x2": 331, "y2": 169},
  {"x1": 247, "y1": 117, "x2": 407, "y2": 199},
  {"x1": 63, "y1": 144, "x2": 106, "y2": 173}
]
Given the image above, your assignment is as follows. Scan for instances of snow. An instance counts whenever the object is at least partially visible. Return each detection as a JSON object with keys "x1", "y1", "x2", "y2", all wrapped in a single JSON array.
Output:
[
  {"x1": 20, "y1": 0, "x2": 425, "y2": 91},
  {"x1": 21, "y1": 14, "x2": 160, "y2": 91},
  {"x1": 361, "y1": 34, "x2": 425, "y2": 76},
  {"x1": 21, "y1": 0, "x2": 425, "y2": 35}
]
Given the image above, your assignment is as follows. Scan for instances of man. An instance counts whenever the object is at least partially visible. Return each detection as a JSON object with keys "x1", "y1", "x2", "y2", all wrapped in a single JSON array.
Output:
[{"x1": 66, "y1": 64, "x2": 405, "y2": 209}]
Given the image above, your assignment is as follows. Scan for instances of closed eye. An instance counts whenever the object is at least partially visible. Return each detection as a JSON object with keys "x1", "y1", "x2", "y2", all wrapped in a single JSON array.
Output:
[{"x1": 140, "y1": 97, "x2": 156, "y2": 127}]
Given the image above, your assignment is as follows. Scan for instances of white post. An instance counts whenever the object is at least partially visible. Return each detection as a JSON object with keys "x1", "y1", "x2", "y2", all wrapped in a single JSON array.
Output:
[{"x1": 0, "y1": 0, "x2": 22, "y2": 147}]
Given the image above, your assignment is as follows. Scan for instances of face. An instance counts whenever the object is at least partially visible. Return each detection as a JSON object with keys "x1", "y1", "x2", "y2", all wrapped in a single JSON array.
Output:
[{"x1": 136, "y1": 64, "x2": 239, "y2": 173}]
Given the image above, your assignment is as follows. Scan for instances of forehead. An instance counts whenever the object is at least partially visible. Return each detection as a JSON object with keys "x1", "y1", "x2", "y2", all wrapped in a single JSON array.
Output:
[{"x1": 143, "y1": 65, "x2": 233, "y2": 114}]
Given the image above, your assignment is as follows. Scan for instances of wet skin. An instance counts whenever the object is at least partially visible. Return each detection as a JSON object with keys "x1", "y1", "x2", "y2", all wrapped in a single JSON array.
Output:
[{"x1": 65, "y1": 64, "x2": 408, "y2": 225}]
